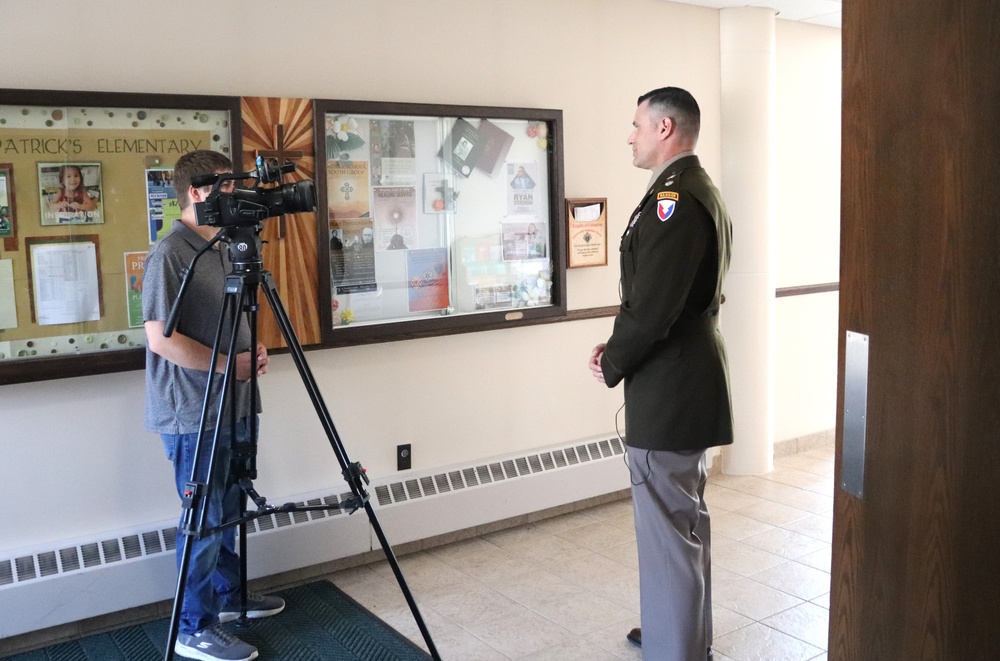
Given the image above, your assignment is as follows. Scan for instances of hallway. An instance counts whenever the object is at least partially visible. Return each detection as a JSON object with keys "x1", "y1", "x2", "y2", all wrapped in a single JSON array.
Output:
[{"x1": 327, "y1": 442, "x2": 834, "y2": 660}]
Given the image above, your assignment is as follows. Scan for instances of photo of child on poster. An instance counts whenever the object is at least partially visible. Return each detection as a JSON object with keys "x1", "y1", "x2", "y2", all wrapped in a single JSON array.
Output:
[
  {"x1": 38, "y1": 162, "x2": 104, "y2": 225},
  {"x1": 506, "y1": 162, "x2": 539, "y2": 217}
]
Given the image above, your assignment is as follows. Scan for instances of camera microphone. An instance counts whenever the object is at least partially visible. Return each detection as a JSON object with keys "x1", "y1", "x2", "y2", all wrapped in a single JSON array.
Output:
[{"x1": 254, "y1": 157, "x2": 296, "y2": 184}]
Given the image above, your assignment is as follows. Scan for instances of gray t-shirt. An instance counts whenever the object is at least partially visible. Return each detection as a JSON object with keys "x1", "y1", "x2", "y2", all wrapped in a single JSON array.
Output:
[{"x1": 143, "y1": 220, "x2": 261, "y2": 434}]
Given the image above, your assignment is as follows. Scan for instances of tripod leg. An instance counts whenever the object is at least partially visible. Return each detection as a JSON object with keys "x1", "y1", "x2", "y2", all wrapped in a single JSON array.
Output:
[
  {"x1": 163, "y1": 483, "x2": 202, "y2": 660},
  {"x1": 259, "y1": 273, "x2": 443, "y2": 661},
  {"x1": 234, "y1": 285, "x2": 258, "y2": 626},
  {"x1": 164, "y1": 289, "x2": 247, "y2": 661},
  {"x1": 235, "y1": 490, "x2": 250, "y2": 626}
]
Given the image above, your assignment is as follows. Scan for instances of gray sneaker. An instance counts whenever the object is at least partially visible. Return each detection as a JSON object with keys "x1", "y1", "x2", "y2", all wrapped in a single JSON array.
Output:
[
  {"x1": 219, "y1": 592, "x2": 285, "y2": 623},
  {"x1": 175, "y1": 624, "x2": 258, "y2": 661}
]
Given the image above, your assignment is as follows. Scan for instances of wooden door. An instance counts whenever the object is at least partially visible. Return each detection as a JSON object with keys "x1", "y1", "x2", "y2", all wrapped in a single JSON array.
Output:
[{"x1": 832, "y1": 2, "x2": 1000, "y2": 659}]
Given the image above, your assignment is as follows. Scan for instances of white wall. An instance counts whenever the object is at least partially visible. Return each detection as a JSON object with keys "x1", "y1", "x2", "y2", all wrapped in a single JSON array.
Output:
[
  {"x1": 0, "y1": 0, "x2": 840, "y2": 558},
  {"x1": 774, "y1": 20, "x2": 842, "y2": 440}
]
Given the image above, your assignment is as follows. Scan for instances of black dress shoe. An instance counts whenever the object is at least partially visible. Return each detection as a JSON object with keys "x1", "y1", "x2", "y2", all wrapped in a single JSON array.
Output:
[{"x1": 625, "y1": 628, "x2": 714, "y2": 659}]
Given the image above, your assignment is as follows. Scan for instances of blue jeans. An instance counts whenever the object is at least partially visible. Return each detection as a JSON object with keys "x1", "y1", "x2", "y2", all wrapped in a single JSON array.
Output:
[{"x1": 162, "y1": 417, "x2": 255, "y2": 634}]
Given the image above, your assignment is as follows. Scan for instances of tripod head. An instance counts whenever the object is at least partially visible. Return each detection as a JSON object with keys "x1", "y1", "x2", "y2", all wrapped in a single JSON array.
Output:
[{"x1": 219, "y1": 224, "x2": 266, "y2": 274}]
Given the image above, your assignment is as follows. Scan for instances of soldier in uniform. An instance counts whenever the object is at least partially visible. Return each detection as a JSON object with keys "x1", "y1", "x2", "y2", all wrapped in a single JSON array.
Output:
[{"x1": 589, "y1": 87, "x2": 734, "y2": 661}]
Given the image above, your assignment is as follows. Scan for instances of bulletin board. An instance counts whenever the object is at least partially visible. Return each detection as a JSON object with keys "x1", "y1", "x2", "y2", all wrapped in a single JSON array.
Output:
[{"x1": 0, "y1": 89, "x2": 241, "y2": 384}]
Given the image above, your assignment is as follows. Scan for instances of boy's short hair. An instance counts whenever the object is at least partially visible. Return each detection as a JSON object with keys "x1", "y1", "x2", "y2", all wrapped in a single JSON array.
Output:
[{"x1": 173, "y1": 150, "x2": 233, "y2": 210}]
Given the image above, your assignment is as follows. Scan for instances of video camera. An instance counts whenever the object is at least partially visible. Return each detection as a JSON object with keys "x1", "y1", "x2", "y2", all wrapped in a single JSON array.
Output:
[{"x1": 193, "y1": 156, "x2": 315, "y2": 228}]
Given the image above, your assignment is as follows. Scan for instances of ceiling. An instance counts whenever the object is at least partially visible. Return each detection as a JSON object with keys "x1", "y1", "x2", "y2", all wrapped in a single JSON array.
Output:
[{"x1": 672, "y1": 0, "x2": 841, "y2": 28}]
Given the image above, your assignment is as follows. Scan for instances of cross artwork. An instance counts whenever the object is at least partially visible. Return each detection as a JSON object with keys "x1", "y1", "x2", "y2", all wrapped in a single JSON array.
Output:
[
  {"x1": 255, "y1": 123, "x2": 304, "y2": 239},
  {"x1": 435, "y1": 179, "x2": 456, "y2": 201},
  {"x1": 434, "y1": 179, "x2": 457, "y2": 212},
  {"x1": 340, "y1": 181, "x2": 354, "y2": 200}
]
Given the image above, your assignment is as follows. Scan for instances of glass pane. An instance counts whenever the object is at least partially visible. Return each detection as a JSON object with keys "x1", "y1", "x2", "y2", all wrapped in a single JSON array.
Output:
[{"x1": 324, "y1": 113, "x2": 553, "y2": 329}]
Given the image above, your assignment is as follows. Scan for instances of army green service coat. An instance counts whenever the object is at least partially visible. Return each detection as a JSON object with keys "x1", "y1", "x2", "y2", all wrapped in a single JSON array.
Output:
[{"x1": 600, "y1": 154, "x2": 734, "y2": 452}]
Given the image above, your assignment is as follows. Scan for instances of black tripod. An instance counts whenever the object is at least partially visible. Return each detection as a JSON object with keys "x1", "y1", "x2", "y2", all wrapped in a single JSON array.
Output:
[{"x1": 161, "y1": 223, "x2": 441, "y2": 661}]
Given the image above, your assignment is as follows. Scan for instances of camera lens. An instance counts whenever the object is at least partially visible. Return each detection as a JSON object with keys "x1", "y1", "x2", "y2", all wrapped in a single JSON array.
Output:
[{"x1": 279, "y1": 180, "x2": 316, "y2": 215}]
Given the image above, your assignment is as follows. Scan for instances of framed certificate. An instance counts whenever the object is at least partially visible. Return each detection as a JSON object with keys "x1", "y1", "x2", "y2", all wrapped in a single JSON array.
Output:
[{"x1": 566, "y1": 198, "x2": 608, "y2": 268}]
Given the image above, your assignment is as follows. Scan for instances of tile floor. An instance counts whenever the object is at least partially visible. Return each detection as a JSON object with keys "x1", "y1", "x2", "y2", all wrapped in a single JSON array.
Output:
[{"x1": 326, "y1": 443, "x2": 835, "y2": 661}]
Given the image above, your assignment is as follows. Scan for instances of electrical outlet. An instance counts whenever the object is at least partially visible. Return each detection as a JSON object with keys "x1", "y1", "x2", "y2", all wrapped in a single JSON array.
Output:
[{"x1": 397, "y1": 444, "x2": 411, "y2": 471}]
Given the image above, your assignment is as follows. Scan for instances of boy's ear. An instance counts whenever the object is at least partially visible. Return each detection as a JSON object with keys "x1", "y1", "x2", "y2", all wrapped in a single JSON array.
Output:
[{"x1": 188, "y1": 185, "x2": 207, "y2": 203}]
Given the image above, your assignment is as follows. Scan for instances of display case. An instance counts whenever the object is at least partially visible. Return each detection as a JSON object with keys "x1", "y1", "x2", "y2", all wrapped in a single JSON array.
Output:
[
  {"x1": 314, "y1": 100, "x2": 566, "y2": 345},
  {"x1": 0, "y1": 89, "x2": 240, "y2": 384}
]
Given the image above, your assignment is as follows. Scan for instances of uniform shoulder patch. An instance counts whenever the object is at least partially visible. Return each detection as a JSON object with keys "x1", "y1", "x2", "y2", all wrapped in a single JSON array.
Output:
[
  {"x1": 657, "y1": 191, "x2": 679, "y2": 201},
  {"x1": 657, "y1": 199, "x2": 676, "y2": 222}
]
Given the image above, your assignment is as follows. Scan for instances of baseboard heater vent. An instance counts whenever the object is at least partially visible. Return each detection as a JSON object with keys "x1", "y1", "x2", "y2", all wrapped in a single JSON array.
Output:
[
  {"x1": 373, "y1": 437, "x2": 624, "y2": 507},
  {"x1": 0, "y1": 436, "x2": 625, "y2": 592},
  {"x1": 0, "y1": 495, "x2": 362, "y2": 589},
  {"x1": 0, "y1": 527, "x2": 178, "y2": 589}
]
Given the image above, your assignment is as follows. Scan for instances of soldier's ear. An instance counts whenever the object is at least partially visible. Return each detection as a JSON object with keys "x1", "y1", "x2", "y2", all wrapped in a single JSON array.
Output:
[{"x1": 658, "y1": 116, "x2": 676, "y2": 140}]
